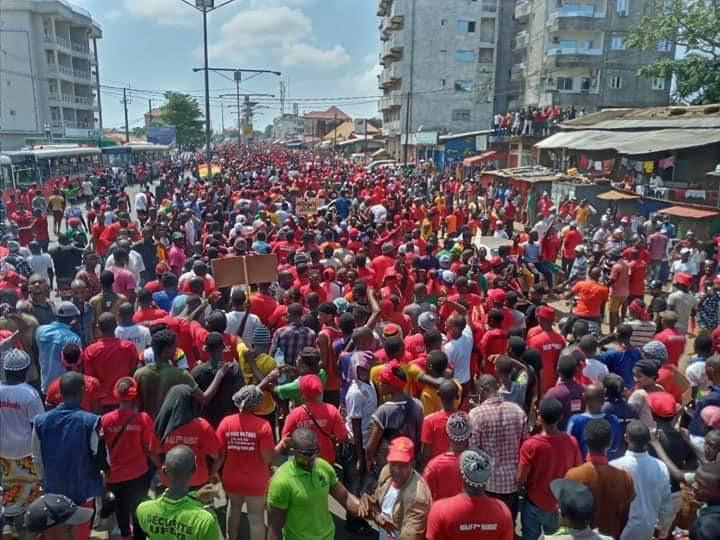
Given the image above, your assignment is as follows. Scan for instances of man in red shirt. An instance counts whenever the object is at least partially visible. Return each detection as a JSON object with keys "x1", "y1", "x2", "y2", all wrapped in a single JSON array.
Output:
[
  {"x1": 82, "y1": 312, "x2": 139, "y2": 411},
  {"x1": 627, "y1": 249, "x2": 648, "y2": 303},
  {"x1": 654, "y1": 311, "x2": 687, "y2": 367},
  {"x1": 528, "y1": 306, "x2": 567, "y2": 395},
  {"x1": 190, "y1": 310, "x2": 240, "y2": 364},
  {"x1": 517, "y1": 397, "x2": 582, "y2": 538},
  {"x1": 479, "y1": 309, "x2": 509, "y2": 376},
  {"x1": 560, "y1": 223, "x2": 583, "y2": 278},
  {"x1": 371, "y1": 243, "x2": 396, "y2": 282},
  {"x1": 10, "y1": 202, "x2": 34, "y2": 246},
  {"x1": 249, "y1": 283, "x2": 279, "y2": 327},
  {"x1": 45, "y1": 343, "x2": 101, "y2": 413},
  {"x1": 423, "y1": 412, "x2": 472, "y2": 501},
  {"x1": 132, "y1": 287, "x2": 169, "y2": 323},
  {"x1": 31, "y1": 208, "x2": 50, "y2": 252},
  {"x1": 421, "y1": 380, "x2": 461, "y2": 463},
  {"x1": 281, "y1": 374, "x2": 347, "y2": 464},
  {"x1": 426, "y1": 448, "x2": 513, "y2": 540}
]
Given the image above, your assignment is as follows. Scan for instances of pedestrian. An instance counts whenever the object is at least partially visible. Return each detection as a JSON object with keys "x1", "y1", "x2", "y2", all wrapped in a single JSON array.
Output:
[
  {"x1": 423, "y1": 412, "x2": 472, "y2": 501},
  {"x1": 35, "y1": 301, "x2": 82, "y2": 394},
  {"x1": 545, "y1": 478, "x2": 613, "y2": 539},
  {"x1": 136, "y1": 445, "x2": 221, "y2": 540}
]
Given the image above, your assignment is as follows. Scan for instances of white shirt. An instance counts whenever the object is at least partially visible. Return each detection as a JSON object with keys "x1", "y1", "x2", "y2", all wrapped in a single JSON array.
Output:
[
  {"x1": 82, "y1": 180, "x2": 93, "y2": 196},
  {"x1": 369, "y1": 204, "x2": 388, "y2": 224},
  {"x1": 225, "y1": 310, "x2": 261, "y2": 344},
  {"x1": 667, "y1": 290, "x2": 698, "y2": 333},
  {"x1": 115, "y1": 324, "x2": 152, "y2": 355},
  {"x1": 345, "y1": 379, "x2": 377, "y2": 446},
  {"x1": 379, "y1": 485, "x2": 400, "y2": 540},
  {"x1": 583, "y1": 358, "x2": 609, "y2": 384},
  {"x1": 611, "y1": 450, "x2": 673, "y2": 540},
  {"x1": 0, "y1": 382, "x2": 44, "y2": 459},
  {"x1": 686, "y1": 359, "x2": 709, "y2": 393},
  {"x1": 442, "y1": 325, "x2": 473, "y2": 384},
  {"x1": 26, "y1": 253, "x2": 54, "y2": 282},
  {"x1": 105, "y1": 251, "x2": 146, "y2": 286},
  {"x1": 134, "y1": 192, "x2": 148, "y2": 211}
]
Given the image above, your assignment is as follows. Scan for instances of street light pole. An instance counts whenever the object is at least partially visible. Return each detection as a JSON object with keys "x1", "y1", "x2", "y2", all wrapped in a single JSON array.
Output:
[
  {"x1": 202, "y1": 7, "x2": 210, "y2": 164},
  {"x1": 235, "y1": 71, "x2": 241, "y2": 149}
]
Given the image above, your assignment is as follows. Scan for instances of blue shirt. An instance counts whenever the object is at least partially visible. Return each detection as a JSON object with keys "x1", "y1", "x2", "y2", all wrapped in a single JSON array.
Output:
[
  {"x1": 335, "y1": 196, "x2": 350, "y2": 219},
  {"x1": 35, "y1": 321, "x2": 82, "y2": 392},
  {"x1": 152, "y1": 289, "x2": 180, "y2": 312},
  {"x1": 567, "y1": 411, "x2": 625, "y2": 460},
  {"x1": 523, "y1": 242, "x2": 541, "y2": 264},
  {"x1": 601, "y1": 347, "x2": 642, "y2": 388}
]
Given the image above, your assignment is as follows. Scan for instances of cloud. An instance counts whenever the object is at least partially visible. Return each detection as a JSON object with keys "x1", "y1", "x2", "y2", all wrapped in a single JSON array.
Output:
[
  {"x1": 206, "y1": 6, "x2": 349, "y2": 70},
  {"x1": 122, "y1": 0, "x2": 201, "y2": 26},
  {"x1": 103, "y1": 9, "x2": 123, "y2": 22}
]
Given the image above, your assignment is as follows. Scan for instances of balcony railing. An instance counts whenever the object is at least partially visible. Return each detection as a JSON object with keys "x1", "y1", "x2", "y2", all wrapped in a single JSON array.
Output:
[
  {"x1": 512, "y1": 30, "x2": 529, "y2": 49},
  {"x1": 73, "y1": 69, "x2": 91, "y2": 80},
  {"x1": 515, "y1": 1, "x2": 531, "y2": 20},
  {"x1": 546, "y1": 47, "x2": 602, "y2": 56},
  {"x1": 549, "y1": 5, "x2": 605, "y2": 18}
]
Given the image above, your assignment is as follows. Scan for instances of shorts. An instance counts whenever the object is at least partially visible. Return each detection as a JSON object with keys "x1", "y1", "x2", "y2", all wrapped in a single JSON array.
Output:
[
  {"x1": 0, "y1": 456, "x2": 42, "y2": 517},
  {"x1": 608, "y1": 295, "x2": 627, "y2": 313}
]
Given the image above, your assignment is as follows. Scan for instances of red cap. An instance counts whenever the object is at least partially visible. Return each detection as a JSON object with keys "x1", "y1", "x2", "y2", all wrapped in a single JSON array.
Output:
[
  {"x1": 701, "y1": 405, "x2": 720, "y2": 429},
  {"x1": 386, "y1": 436, "x2": 415, "y2": 463},
  {"x1": 487, "y1": 289, "x2": 506, "y2": 304},
  {"x1": 647, "y1": 391, "x2": 677, "y2": 418},
  {"x1": 299, "y1": 374, "x2": 323, "y2": 400},
  {"x1": 383, "y1": 323, "x2": 401, "y2": 337},
  {"x1": 113, "y1": 377, "x2": 138, "y2": 402},
  {"x1": 537, "y1": 305, "x2": 556, "y2": 321},
  {"x1": 674, "y1": 272, "x2": 692, "y2": 287}
]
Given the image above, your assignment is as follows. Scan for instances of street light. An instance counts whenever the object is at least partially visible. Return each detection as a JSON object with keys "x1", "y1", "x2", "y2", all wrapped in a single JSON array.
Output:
[{"x1": 179, "y1": 0, "x2": 240, "y2": 164}]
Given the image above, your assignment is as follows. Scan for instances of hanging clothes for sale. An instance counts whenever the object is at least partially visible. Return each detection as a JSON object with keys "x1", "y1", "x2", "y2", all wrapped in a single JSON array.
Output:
[
  {"x1": 643, "y1": 161, "x2": 655, "y2": 173},
  {"x1": 578, "y1": 155, "x2": 590, "y2": 170},
  {"x1": 658, "y1": 156, "x2": 675, "y2": 170}
]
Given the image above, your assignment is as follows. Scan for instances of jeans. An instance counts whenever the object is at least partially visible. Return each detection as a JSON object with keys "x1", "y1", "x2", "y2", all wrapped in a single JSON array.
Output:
[
  {"x1": 107, "y1": 474, "x2": 150, "y2": 539},
  {"x1": 521, "y1": 498, "x2": 559, "y2": 540},
  {"x1": 487, "y1": 491, "x2": 519, "y2": 522},
  {"x1": 648, "y1": 260, "x2": 662, "y2": 282},
  {"x1": 532, "y1": 261, "x2": 554, "y2": 289},
  {"x1": 226, "y1": 493, "x2": 265, "y2": 540}
]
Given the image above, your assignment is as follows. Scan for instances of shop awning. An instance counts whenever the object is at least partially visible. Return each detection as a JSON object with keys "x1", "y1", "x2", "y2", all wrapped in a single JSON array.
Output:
[
  {"x1": 597, "y1": 190, "x2": 641, "y2": 201},
  {"x1": 535, "y1": 128, "x2": 720, "y2": 155},
  {"x1": 463, "y1": 151, "x2": 507, "y2": 167},
  {"x1": 657, "y1": 205, "x2": 720, "y2": 219}
]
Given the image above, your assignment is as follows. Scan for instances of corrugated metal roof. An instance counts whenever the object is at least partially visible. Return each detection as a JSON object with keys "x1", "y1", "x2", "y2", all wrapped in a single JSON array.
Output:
[
  {"x1": 438, "y1": 130, "x2": 492, "y2": 141},
  {"x1": 561, "y1": 104, "x2": 720, "y2": 130},
  {"x1": 535, "y1": 129, "x2": 720, "y2": 155},
  {"x1": 658, "y1": 206, "x2": 720, "y2": 219},
  {"x1": 562, "y1": 118, "x2": 720, "y2": 130}
]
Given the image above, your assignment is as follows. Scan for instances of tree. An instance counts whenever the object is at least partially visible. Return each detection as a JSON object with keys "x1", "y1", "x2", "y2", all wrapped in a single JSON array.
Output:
[
  {"x1": 159, "y1": 92, "x2": 204, "y2": 146},
  {"x1": 625, "y1": 0, "x2": 720, "y2": 104}
]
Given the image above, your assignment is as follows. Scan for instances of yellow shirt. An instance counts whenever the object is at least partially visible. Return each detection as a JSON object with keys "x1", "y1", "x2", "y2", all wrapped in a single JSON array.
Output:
[
  {"x1": 237, "y1": 342, "x2": 276, "y2": 416},
  {"x1": 48, "y1": 195, "x2": 64, "y2": 212},
  {"x1": 370, "y1": 362, "x2": 423, "y2": 401},
  {"x1": 420, "y1": 379, "x2": 463, "y2": 416},
  {"x1": 575, "y1": 206, "x2": 591, "y2": 226}
]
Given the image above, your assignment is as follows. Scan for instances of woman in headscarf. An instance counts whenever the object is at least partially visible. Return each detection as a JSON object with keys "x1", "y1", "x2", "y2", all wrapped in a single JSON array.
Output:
[
  {"x1": 154, "y1": 384, "x2": 221, "y2": 489},
  {"x1": 213, "y1": 385, "x2": 283, "y2": 540}
]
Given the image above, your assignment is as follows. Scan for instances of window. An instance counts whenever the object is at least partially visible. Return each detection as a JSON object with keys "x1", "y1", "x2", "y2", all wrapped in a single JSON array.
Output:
[
  {"x1": 611, "y1": 36, "x2": 625, "y2": 49},
  {"x1": 582, "y1": 40, "x2": 594, "y2": 50},
  {"x1": 454, "y1": 50, "x2": 475, "y2": 62},
  {"x1": 478, "y1": 47, "x2": 494, "y2": 63},
  {"x1": 617, "y1": 0, "x2": 629, "y2": 15},
  {"x1": 557, "y1": 77, "x2": 574, "y2": 91},
  {"x1": 559, "y1": 40, "x2": 577, "y2": 50},
  {"x1": 452, "y1": 109, "x2": 471, "y2": 122},
  {"x1": 657, "y1": 39, "x2": 671, "y2": 52},
  {"x1": 440, "y1": 79, "x2": 446, "y2": 87},
  {"x1": 482, "y1": 0, "x2": 497, "y2": 13},
  {"x1": 457, "y1": 20, "x2": 476, "y2": 33},
  {"x1": 652, "y1": 77, "x2": 665, "y2": 90},
  {"x1": 440, "y1": 19, "x2": 447, "y2": 26},
  {"x1": 610, "y1": 76, "x2": 623, "y2": 89},
  {"x1": 581, "y1": 77, "x2": 591, "y2": 91},
  {"x1": 454, "y1": 80, "x2": 473, "y2": 92}
]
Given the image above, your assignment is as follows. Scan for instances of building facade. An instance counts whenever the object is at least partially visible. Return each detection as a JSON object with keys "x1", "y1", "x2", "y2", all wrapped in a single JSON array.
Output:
[
  {"x1": 509, "y1": 0, "x2": 672, "y2": 111},
  {"x1": 272, "y1": 114, "x2": 305, "y2": 141},
  {"x1": 377, "y1": 0, "x2": 498, "y2": 159},
  {"x1": 1, "y1": 0, "x2": 102, "y2": 150}
]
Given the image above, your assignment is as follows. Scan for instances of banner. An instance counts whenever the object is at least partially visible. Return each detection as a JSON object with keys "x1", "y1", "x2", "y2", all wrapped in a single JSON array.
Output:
[
  {"x1": 198, "y1": 164, "x2": 222, "y2": 178},
  {"x1": 147, "y1": 126, "x2": 176, "y2": 145},
  {"x1": 295, "y1": 198, "x2": 319, "y2": 216},
  {"x1": 211, "y1": 254, "x2": 278, "y2": 288}
]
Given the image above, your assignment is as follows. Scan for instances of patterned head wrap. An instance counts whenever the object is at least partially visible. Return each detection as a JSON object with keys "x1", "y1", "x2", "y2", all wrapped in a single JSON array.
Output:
[
  {"x1": 446, "y1": 412, "x2": 471, "y2": 442},
  {"x1": 459, "y1": 449, "x2": 492, "y2": 488},
  {"x1": 232, "y1": 385, "x2": 264, "y2": 412}
]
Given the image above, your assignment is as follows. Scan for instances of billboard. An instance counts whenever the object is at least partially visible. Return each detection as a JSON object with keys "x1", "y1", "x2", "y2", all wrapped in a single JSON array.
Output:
[{"x1": 147, "y1": 126, "x2": 176, "y2": 145}]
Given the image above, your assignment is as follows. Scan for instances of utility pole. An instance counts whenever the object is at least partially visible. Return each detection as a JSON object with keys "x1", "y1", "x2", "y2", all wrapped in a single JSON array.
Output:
[
  {"x1": 122, "y1": 87, "x2": 130, "y2": 143},
  {"x1": 279, "y1": 80, "x2": 286, "y2": 115},
  {"x1": 364, "y1": 118, "x2": 368, "y2": 154},
  {"x1": 403, "y1": 91, "x2": 411, "y2": 165},
  {"x1": 147, "y1": 99, "x2": 152, "y2": 125},
  {"x1": 218, "y1": 87, "x2": 274, "y2": 147},
  {"x1": 220, "y1": 104, "x2": 225, "y2": 134},
  {"x1": 235, "y1": 71, "x2": 242, "y2": 149},
  {"x1": 92, "y1": 37, "x2": 103, "y2": 141},
  {"x1": 333, "y1": 113, "x2": 338, "y2": 149}
]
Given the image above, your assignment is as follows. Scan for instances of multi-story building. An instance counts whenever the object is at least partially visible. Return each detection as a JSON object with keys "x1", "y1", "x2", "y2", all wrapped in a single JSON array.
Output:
[
  {"x1": 1, "y1": 0, "x2": 102, "y2": 150},
  {"x1": 377, "y1": 0, "x2": 498, "y2": 158},
  {"x1": 508, "y1": 0, "x2": 672, "y2": 111},
  {"x1": 272, "y1": 113, "x2": 305, "y2": 141}
]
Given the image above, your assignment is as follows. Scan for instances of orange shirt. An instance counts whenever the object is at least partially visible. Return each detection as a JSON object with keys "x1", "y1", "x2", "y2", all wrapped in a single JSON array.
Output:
[{"x1": 572, "y1": 280, "x2": 609, "y2": 318}]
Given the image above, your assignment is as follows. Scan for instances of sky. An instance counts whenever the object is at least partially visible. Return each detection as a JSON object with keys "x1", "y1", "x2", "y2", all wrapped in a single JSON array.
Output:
[{"x1": 72, "y1": 0, "x2": 381, "y2": 132}]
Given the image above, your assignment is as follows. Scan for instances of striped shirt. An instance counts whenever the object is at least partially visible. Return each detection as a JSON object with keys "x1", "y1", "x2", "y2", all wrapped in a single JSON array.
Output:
[{"x1": 627, "y1": 319, "x2": 657, "y2": 349}]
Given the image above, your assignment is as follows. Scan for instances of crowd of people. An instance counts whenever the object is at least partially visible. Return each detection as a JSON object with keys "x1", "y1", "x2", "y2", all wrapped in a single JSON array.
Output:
[{"x1": 0, "y1": 144, "x2": 719, "y2": 540}]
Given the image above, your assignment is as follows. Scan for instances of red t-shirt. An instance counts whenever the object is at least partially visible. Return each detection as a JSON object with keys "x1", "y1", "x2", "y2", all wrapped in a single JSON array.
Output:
[
  {"x1": 161, "y1": 418, "x2": 221, "y2": 487},
  {"x1": 658, "y1": 365, "x2": 685, "y2": 403},
  {"x1": 423, "y1": 452, "x2": 463, "y2": 501},
  {"x1": 282, "y1": 401, "x2": 347, "y2": 464},
  {"x1": 101, "y1": 409, "x2": 159, "y2": 484},
  {"x1": 562, "y1": 229, "x2": 583, "y2": 259},
  {"x1": 654, "y1": 328, "x2": 687, "y2": 367},
  {"x1": 404, "y1": 333, "x2": 426, "y2": 357},
  {"x1": 152, "y1": 316, "x2": 196, "y2": 368},
  {"x1": 46, "y1": 374, "x2": 101, "y2": 412},
  {"x1": 627, "y1": 260, "x2": 648, "y2": 297},
  {"x1": 421, "y1": 409, "x2": 452, "y2": 459},
  {"x1": 82, "y1": 337, "x2": 139, "y2": 406},
  {"x1": 519, "y1": 433, "x2": 582, "y2": 512},
  {"x1": 133, "y1": 307, "x2": 169, "y2": 324},
  {"x1": 426, "y1": 493, "x2": 513, "y2": 540},
  {"x1": 527, "y1": 330, "x2": 567, "y2": 393},
  {"x1": 249, "y1": 294, "x2": 279, "y2": 326},
  {"x1": 216, "y1": 412, "x2": 274, "y2": 496},
  {"x1": 479, "y1": 329, "x2": 509, "y2": 375},
  {"x1": 144, "y1": 280, "x2": 163, "y2": 293},
  {"x1": 190, "y1": 321, "x2": 239, "y2": 364}
]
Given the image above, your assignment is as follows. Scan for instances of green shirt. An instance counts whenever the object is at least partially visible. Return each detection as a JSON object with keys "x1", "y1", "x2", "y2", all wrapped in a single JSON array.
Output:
[
  {"x1": 136, "y1": 492, "x2": 220, "y2": 540},
  {"x1": 275, "y1": 369, "x2": 328, "y2": 403},
  {"x1": 267, "y1": 457, "x2": 337, "y2": 540}
]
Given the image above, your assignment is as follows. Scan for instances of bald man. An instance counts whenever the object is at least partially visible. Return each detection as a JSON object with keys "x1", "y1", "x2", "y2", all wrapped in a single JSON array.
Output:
[
  {"x1": 566, "y1": 383, "x2": 624, "y2": 460},
  {"x1": 137, "y1": 445, "x2": 220, "y2": 539}
]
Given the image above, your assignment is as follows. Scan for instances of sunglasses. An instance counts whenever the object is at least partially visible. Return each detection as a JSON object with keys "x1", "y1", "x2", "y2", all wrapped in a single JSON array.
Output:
[{"x1": 296, "y1": 447, "x2": 320, "y2": 458}]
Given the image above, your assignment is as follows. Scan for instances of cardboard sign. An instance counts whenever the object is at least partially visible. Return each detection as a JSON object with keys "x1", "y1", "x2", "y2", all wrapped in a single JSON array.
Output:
[
  {"x1": 211, "y1": 254, "x2": 278, "y2": 288},
  {"x1": 198, "y1": 164, "x2": 221, "y2": 178},
  {"x1": 296, "y1": 198, "x2": 319, "y2": 216}
]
